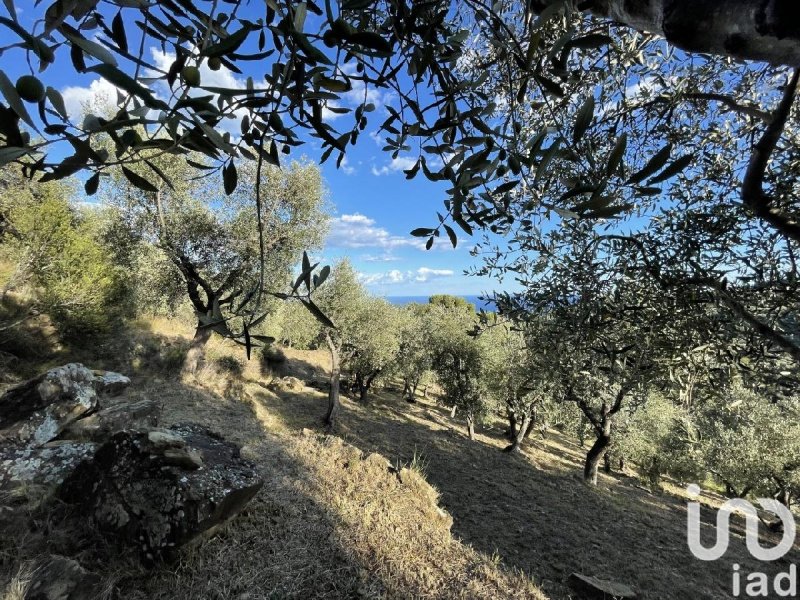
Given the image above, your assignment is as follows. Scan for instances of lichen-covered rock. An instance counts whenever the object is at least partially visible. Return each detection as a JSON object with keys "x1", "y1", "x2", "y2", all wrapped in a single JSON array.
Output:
[
  {"x1": 61, "y1": 397, "x2": 158, "y2": 442},
  {"x1": 0, "y1": 364, "x2": 139, "y2": 496},
  {"x1": 60, "y1": 423, "x2": 263, "y2": 562},
  {"x1": 92, "y1": 369, "x2": 132, "y2": 396},
  {"x1": 0, "y1": 441, "x2": 98, "y2": 489},
  {"x1": 0, "y1": 364, "x2": 132, "y2": 448},
  {"x1": 25, "y1": 555, "x2": 102, "y2": 600},
  {"x1": 0, "y1": 363, "x2": 99, "y2": 446}
]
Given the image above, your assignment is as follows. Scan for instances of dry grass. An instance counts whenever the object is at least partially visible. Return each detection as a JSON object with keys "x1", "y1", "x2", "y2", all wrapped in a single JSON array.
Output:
[
  {"x1": 1, "y1": 563, "x2": 33, "y2": 600},
  {"x1": 4, "y1": 328, "x2": 800, "y2": 599},
  {"x1": 251, "y1": 347, "x2": 800, "y2": 600}
]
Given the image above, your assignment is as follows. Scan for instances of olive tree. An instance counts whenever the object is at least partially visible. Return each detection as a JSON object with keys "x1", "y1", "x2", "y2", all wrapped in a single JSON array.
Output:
[
  {"x1": 311, "y1": 259, "x2": 365, "y2": 426},
  {"x1": 697, "y1": 385, "x2": 800, "y2": 503},
  {"x1": 428, "y1": 302, "x2": 486, "y2": 439},
  {"x1": 479, "y1": 320, "x2": 556, "y2": 453},
  {"x1": 394, "y1": 302, "x2": 435, "y2": 402},
  {"x1": 103, "y1": 155, "x2": 329, "y2": 372},
  {"x1": 345, "y1": 298, "x2": 401, "y2": 402}
]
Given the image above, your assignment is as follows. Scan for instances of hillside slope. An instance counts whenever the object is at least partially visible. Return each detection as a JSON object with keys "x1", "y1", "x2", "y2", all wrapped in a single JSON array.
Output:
[{"x1": 3, "y1": 327, "x2": 799, "y2": 600}]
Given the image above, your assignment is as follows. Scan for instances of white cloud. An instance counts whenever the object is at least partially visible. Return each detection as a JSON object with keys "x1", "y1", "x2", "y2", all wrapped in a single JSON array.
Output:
[
  {"x1": 362, "y1": 253, "x2": 401, "y2": 262},
  {"x1": 371, "y1": 156, "x2": 417, "y2": 176},
  {"x1": 61, "y1": 77, "x2": 122, "y2": 121},
  {"x1": 327, "y1": 213, "x2": 425, "y2": 250},
  {"x1": 415, "y1": 267, "x2": 454, "y2": 282},
  {"x1": 340, "y1": 155, "x2": 356, "y2": 175},
  {"x1": 359, "y1": 267, "x2": 454, "y2": 286}
]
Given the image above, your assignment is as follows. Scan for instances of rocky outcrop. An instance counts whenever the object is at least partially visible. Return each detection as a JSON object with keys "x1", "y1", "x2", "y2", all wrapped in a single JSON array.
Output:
[
  {"x1": 1, "y1": 363, "x2": 101, "y2": 446},
  {"x1": 0, "y1": 364, "x2": 261, "y2": 565},
  {"x1": 568, "y1": 573, "x2": 637, "y2": 599},
  {"x1": 60, "y1": 423, "x2": 263, "y2": 562},
  {"x1": 0, "y1": 364, "x2": 135, "y2": 491},
  {"x1": 61, "y1": 397, "x2": 159, "y2": 442}
]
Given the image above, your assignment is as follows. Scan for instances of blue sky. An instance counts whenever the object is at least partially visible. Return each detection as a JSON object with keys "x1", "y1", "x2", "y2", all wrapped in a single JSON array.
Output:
[{"x1": 0, "y1": 3, "x2": 515, "y2": 298}]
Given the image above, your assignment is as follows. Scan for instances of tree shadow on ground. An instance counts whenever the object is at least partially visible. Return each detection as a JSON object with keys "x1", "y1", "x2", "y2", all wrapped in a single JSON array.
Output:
[
  {"x1": 259, "y1": 383, "x2": 800, "y2": 600},
  {"x1": 2, "y1": 358, "x2": 538, "y2": 599}
]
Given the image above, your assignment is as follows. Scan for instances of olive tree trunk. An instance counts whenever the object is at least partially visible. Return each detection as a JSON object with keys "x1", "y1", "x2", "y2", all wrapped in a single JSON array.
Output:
[
  {"x1": 504, "y1": 414, "x2": 532, "y2": 454},
  {"x1": 182, "y1": 323, "x2": 213, "y2": 375},
  {"x1": 466, "y1": 414, "x2": 475, "y2": 440},
  {"x1": 324, "y1": 331, "x2": 340, "y2": 427},
  {"x1": 584, "y1": 426, "x2": 612, "y2": 485},
  {"x1": 506, "y1": 407, "x2": 518, "y2": 441}
]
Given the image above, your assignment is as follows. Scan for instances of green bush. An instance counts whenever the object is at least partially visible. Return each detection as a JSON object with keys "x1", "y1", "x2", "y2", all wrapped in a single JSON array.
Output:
[{"x1": 10, "y1": 195, "x2": 130, "y2": 337}]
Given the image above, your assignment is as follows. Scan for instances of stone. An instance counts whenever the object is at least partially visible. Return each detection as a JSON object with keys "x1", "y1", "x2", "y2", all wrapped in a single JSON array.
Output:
[
  {"x1": 0, "y1": 441, "x2": 98, "y2": 489},
  {"x1": 92, "y1": 369, "x2": 131, "y2": 396},
  {"x1": 61, "y1": 398, "x2": 159, "y2": 443},
  {"x1": 0, "y1": 363, "x2": 99, "y2": 446},
  {"x1": 25, "y1": 555, "x2": 102, "y2": 600},
  {"x1": 60, "y1": 423, "x2": 263, "y2": 562},
  {"x1": 567, "y1": 573, "x2": 637, "y2": 599}
]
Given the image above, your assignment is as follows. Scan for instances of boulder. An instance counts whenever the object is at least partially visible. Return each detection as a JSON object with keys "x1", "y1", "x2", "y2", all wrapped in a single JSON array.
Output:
[
  {"x1": 0, "y1": 364, "x2": 99, "y2": 446},
  {"x1": 567, "y1": 573, "x2": 637, "y2": 599},
  {"x1": 60, "y1": 423, "x2": 263, "y2": 562},
  {"x1": 60, "y1": 398, "x2": 159, "y2": 443},
  {"x1": 0, "y1": 363, "x2": 132, "y2": 447},
  {"x1": 0, "y1": 441, "x2": 98, "y2": 489},
  {"x1": 0, "y1": 364, "x2": 137, "y2": 494},
  {"x1": 25, "y1": 555, "x2": 102, "y2": 600},
  {"x1": 92, "y1": 369, "x2": 131, "y2": 396}
]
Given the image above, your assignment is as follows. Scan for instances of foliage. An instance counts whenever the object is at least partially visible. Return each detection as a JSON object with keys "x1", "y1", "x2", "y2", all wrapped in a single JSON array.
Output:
[
  {"x1": 1, "y1": 168, "x2": 129, "y2": 335},
  {"x1": 346, "y1": 297, "x2": 401, "y2": 399},
  {"x1": 103, "y1": 151, "x2": 329, "y2": 360},
  {"x1": 5, "y1": 1, "x2": 793, "y2": 254},
  {"x1": 617, "y1": 393, "x2": 701, "y2": 487},
  {"x1": 394, "y1": 303, "x2": 435, "y2": 399},
  {"x1": 428, "y1": 302, "x2": 486, "y2": 434},
  {"x1": 697, "y1": 385, "x2": 800, "y2": 501},
  {"x1": 275, "y1": 297, "x2": 323, "y2": 349}
]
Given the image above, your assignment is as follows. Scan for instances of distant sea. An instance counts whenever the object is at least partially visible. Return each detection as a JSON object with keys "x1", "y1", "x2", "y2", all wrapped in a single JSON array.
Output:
[{"x1": 385, "y1": 295, "x2": 497, "y2": 312}]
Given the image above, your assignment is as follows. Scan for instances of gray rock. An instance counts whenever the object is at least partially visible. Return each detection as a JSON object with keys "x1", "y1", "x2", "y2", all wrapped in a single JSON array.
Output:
[
  {"x1": 92, "y1": 369, "x2": 131, "y2": 396},
  {"x1": 60, "y1": 423, "x2": 263, "y2": 562},
  {"x1": 61, "y1": 398, "x2": 158, "y2": 443},
  {"x1": 568, "y1": 573, "x2": 637, "y2": 599},
  {"x1": 25, "y1": 555, "x2": 102, "y2": 600},
  {"x1": 0, "y1": 441, "x2": 98, "y2": 489},
  {"x1": 0, "y1": 363, "x2": 99, "y2": 446}
]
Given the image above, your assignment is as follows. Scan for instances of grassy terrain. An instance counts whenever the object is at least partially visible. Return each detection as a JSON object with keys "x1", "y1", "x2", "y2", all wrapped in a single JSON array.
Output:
[{"x1": 2, "y1": 319, "x2": 798, "y2": 599}]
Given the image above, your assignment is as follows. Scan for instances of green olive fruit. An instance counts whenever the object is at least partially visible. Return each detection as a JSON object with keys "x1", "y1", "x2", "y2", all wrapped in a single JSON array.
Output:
[
  {"x1": 181, "y1": 66, "x2": 201, "y2": 87},
  {"x1": 15, "y1": 75, "x2": 45, "y2": 103}
]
